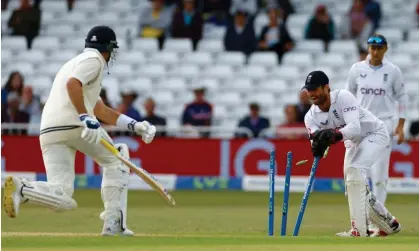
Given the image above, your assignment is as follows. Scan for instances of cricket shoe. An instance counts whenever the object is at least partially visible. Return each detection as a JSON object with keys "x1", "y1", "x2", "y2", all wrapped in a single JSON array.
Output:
[
  {"x1": 3, "y1": 176, "x2": 24, "y2": 218},
  {"x1": 369, "y1": 218, "x2": 401, "y2": 237},
  {"x1": 100, "y1": 211, "x2": 134, "y2": 236}
]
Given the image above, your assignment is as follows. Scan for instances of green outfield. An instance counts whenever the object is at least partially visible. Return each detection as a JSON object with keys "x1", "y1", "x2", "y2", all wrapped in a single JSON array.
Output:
[{"x1": 2, "y1": 190, "x2": 419, "y2": 250}]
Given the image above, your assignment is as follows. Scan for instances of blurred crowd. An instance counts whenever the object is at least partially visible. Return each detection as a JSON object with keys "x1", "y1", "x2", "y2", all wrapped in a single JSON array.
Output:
[{"x1": 2, "y1": 0, "x2": 419, "y2": 139}]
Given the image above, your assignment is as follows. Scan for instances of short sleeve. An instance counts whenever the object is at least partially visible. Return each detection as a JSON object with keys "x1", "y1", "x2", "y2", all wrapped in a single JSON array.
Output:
[
  {"x1": 71, "y1": 57, "x2": 101, "y2": 85},
  {"x1": 304, "y1": 110, "x2": 319, "y2": 136}
]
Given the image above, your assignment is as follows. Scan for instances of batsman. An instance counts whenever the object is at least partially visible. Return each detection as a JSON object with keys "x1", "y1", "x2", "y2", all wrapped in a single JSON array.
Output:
[
  {"x1": 3, "y1": 25, "x2": 156, "y2": 236},
  {"x1": 302, "y1": 71, "x2": 401, "y2": 237}
]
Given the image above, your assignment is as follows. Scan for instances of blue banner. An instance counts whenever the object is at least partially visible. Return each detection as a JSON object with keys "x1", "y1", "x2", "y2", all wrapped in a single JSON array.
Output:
[{"x1": 176, "y1": 176, "x2": 243, "y2": 190}]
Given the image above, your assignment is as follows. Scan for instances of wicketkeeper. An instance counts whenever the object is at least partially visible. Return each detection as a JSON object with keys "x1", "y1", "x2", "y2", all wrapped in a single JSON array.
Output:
[{"x1": 303, "y1": 71, "x2": 401, "y2": 237}]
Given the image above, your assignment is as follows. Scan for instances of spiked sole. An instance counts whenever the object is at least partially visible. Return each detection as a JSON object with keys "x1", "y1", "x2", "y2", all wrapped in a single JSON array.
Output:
[{"x1": 3, "y1": 176, "x2": 17, "y2": 218}]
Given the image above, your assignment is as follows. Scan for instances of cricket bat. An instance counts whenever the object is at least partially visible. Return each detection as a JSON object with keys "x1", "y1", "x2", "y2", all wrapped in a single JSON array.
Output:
[{"x1": 100, "y1": 138, "x2": 176, "y2": 206}]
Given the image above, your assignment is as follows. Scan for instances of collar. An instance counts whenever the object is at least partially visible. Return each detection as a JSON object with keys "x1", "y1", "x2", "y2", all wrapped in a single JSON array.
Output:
[
  {"x1": 364, "y1": 54, "x2": 388, "y2": 69},
  {"x1": 83, "y1": 48, "x2": 107, "y2": 65},
  {"x1": 313, "y1": 90, "x2": 338, "y2": 113}
]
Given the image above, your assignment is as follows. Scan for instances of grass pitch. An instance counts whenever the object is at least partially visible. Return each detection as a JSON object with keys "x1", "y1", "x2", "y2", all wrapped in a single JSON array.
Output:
[{"x1": 2, "y1": 190, "x2": 419, "y2": 250}]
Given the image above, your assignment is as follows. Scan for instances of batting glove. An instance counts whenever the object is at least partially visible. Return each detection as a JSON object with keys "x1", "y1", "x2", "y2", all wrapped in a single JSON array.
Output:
[
  {"x1": 132, "y1": 121, "x2": 156, "y2": 144},
  {"x1": 79, "y1": 113, "x2": 102, "y2": 144}
]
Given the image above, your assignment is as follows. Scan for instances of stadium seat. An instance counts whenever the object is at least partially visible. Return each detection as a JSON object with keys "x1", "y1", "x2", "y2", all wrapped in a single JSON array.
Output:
[
  {"x1": 396, "y1": 42, "x2": 419, "y2": 55},
  {"x1": 163, "y1": 39, "x2": 193, "y2": 53},
  {"x1": 388, "y1": 54, "x2": 413, "y2": 69},
  {"x1": 156, "y1": 78, "x2": 187, "y2": 92},
  {"x1": 2, "y1": 37, "x2": 27, "y2": 51},
  {"x1": 31, "y1": 37, "x2": 60, "y2": 51},
  {"x1": 216, "y1": 52, "x2": 246, "y2": 68},
  {"x1": 136, "y1": 64, "x2": 166, "y2": 78},
  {"x1": 294, "y1": 40, "x2": 324, "y2": 53},
  {"x1": 118, "y1": 51, "x2": 147, "y2": 65},
  {"x1": 44, "y1": 24, "x2": 75, "y2": 37},
  {"x1": 41, "y1": 1, "x2": 67, "y2": 12},
  {"x1": 27, "y1": 76, "x2": 52, "y2": 96},
  {"x1": 281, "y1": 52, "x2": 313, "y2": 68},
  {"x1": 2, "y1": 49, "x2": 12, "y2": 62},
  {"x1": 48, "y1": 49, "x2": 79, "y2": 63},
  {"x1": 269, "y1": 65, "x2": 299, "y2": 80},
  {"x1": 101, "y1": 76, "x2": 121, "y2": 106},
  {"x1": 183, "y1": 52, "x2": 213, "y2": 67},
  {"x1": 214, "y1": 92, "x2": 241, "y2": 106},
  {"x1": 312, "y1": 65, "x2": 335, "y2": 79},
  {"x1": 248, "y1": 92, "x2": 275, "y2": 107},
  {"x1": 168, "y1": 64, "x2": 200, "y2": 79},
  {"x1": 57, "y1": 12, "x2": 88, "y2": 26},
  {"x1": 37, "y1": 63, "x2": 62, "y2": 77},
  {"x1": 127, "y1": 77, "x2": 153, "y2": 94},
  {"x1": 197, "y1": 39, "x2": 224, "y2": 53},
  {"x1": 72, "y1": 0, "x2": 100, "y2": 12},
  {"x1": 132, "y1": 39, "x2": 159, "y2": 54},
  {"x1": 15, "y1": 50, "x2": 46, "y2": 64},
  {"x1": 90, "y1": 12, "x2": 120, "y2": 27},
  {"x1": 213, "y1": 105, "x2": 228, "y2": 119},
  {"x1": 248, "y1": 52, "x2": 278, "y2": 67},
  {"x1": 409, "y1": 29, "x2": 419, "y2": 41},
  {"x1": 223, "y1": 77, "x2": 254, "y2": 93},
  {"x1": 375, "y1": 28, "x2": 404, "y2": 43},
  {"x1": 315, "y1": 53, "x2": 347, "y2": 68},
  {"x1": 197, "y1": 78, "x2": 220, "y2": 92},
  {"x1": 204, "y1": 65, "x2": 234, "y2": 79},
  {"x1": 108, "y1": 64, "x2": 133, "y2": 78},
  {"x1": 238, "y1": 65, "x2": 267, "y2": 80},
  {"x1": 203, "y1": 24, "x2": 227, "y2": 39},
  {"x1": 150, "y1": 52, "x2": 180, "y2": 66},
  {"x1": 329, "y1": 40, "x2": 358, "y2": 55},
  {"x1": 106, "y1": 0, "x2": 132, "y2": 12},
  {"x1": 258, "y1": 79, "x2": 288, "y2": 94},
  {"x1": 151, "y1": 91, "x2": 175, "y2": 106}
]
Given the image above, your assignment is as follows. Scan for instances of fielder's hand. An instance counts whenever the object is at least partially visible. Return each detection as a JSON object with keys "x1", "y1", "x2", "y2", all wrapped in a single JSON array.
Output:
[
  {"x1": 133, "y1": 121, "x2": 156, "y2": 144},
  {"x1": 79, "y1": 113, "x2": 102, "y2": 144}
]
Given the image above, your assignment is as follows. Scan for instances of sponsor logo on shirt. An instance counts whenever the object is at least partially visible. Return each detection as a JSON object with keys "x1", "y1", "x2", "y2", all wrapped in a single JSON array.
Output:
[
  {"x1": 360, "y1": 88, "x2": 386, "y2": 95},
  {"x1": 320, "y1": 120, "x2": 328, "y2": 125},
  {"x1": 383, "y1": 73, "x2": 388, "y2": 82},
  {"x1": 343, "y1": 106, "x2": 357, "y2": 112},
  {"x1": 333, "y1": 109, "x2": 340, "y2": 120},
  {"x1": 360, "y1": 73, "x2": 367, "y2": 78}
]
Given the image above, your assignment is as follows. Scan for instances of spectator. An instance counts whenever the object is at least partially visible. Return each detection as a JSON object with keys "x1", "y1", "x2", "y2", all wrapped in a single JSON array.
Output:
[
  {"x1": 363, "y1": 0, "x2": 381, "y2": 30},
  {"x1": 182, "y1": 86, "x2": 213, "y2": 137},
  {"x1": 1, "y1": 92, "x2": 30, "y2": 124},
  {"x1": 7, "y1": 0, "x2": 41, "y2": 49},
  {"x1": 296, "y1": 91, "x2": 311, "y2": 123},
  {"x1": 27, "y1": 94, "x2": 47, "y2": 136},
  {"x1": 276, "y1": 104, "x2": 306, "y2": 139},
  {"x1": 143, "y1": 97, "x2": 167, "y2": 137},
  {"x1": 2, "y1": 71, "x2": 24, "y2": 106},
  {"x1": 139, "y1": 0, "x2": 174, "y2": 49},
  {"x1": 203, "y1": 0, "x2": 232, "y2": 26},
  {"x1": 266, "y1": 0, "x2": 295, "y2": 22},
  {"x1": 258, "y1": 8, "x2": 294, "y2": 62},
  {"x1": 230, "y1": 0, "x2": 258, "y2": 17},
  {"x1": 305, "y1": 5, "x2": 335, "y2": 51},
  {"x1": 224, "y1": 10, "x2": 257, "y2": 56},
  {"x1": 235, "y1": 103, "x2": 270, "y2": 138},
  {"x1": 416, "y1": 2, "x2": 419, "y2": 28},
  {"x1": 20, "y1": 86, "x2": 41, "y2": 117},
  {"x1": 171, "y1": 0, "x2": 203, "y2": 50},
  {"x1": 340, "y1": 0, "x2": 373, "y2": 50},
  {"x1": 117, "y1": 89, "x2": 142, "y2": 122}
]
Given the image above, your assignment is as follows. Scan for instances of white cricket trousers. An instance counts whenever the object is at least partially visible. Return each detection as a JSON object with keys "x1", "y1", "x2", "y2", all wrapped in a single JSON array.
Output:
[{"x1": 40, "y1": 128, "x2": 129, "y2": 197}]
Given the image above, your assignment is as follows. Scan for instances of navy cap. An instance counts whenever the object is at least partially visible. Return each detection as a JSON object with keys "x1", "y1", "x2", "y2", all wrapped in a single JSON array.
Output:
[
  {"x1": 367, "y1": 34, "x2": 387, "y2": 46},
  {"x1": 302, "y1": 71, "x2": 329, "y2": 91}
]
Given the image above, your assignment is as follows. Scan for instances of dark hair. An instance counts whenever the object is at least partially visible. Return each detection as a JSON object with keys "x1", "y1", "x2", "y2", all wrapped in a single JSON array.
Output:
[{"x1": 4, "y1": 71, "x2": 24, "y2": 94}]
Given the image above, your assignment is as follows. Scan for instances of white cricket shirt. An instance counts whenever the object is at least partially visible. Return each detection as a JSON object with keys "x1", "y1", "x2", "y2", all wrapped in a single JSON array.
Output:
[
  {"x1": 40, "y1": 48, "x2": 106, "y2": 134},
  {"x1": 345, "y1": 55, "x2": 407, "y2": 120},
  {"x1": 304, "y1": 89, "x2": 386, "y2": 143}
]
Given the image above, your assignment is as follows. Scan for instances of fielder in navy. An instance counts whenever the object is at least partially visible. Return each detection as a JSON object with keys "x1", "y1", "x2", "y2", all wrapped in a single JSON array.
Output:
[
  {"x1": 303, "y1": 71, "x2": 401, "y2": 237},
  {"x1": 346, "y1": 34, "x2": 408, "y2": 223}
]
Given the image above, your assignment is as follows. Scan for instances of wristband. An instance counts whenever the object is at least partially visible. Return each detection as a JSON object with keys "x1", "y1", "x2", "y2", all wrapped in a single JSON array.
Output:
[{"x1": 116, "y1": 114, "x2": 137, "y2": 131}]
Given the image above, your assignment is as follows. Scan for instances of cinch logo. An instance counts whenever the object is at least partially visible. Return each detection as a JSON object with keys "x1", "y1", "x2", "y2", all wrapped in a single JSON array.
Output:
[
  {"x1": 360, "y1": 88, "x2": 385, "y2": 95},
  {"x1": 343, "y1": 106, "x2": 356, "y2": 112}
]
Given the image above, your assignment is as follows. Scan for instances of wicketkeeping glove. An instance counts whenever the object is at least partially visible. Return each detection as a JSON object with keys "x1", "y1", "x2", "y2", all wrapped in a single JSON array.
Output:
[
  {"x1": 79, "y1": 113, "x2": 102, "y2": 144},
  {"x1": 317, "y1": 129, "x2": 343, "y2": 145}
]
